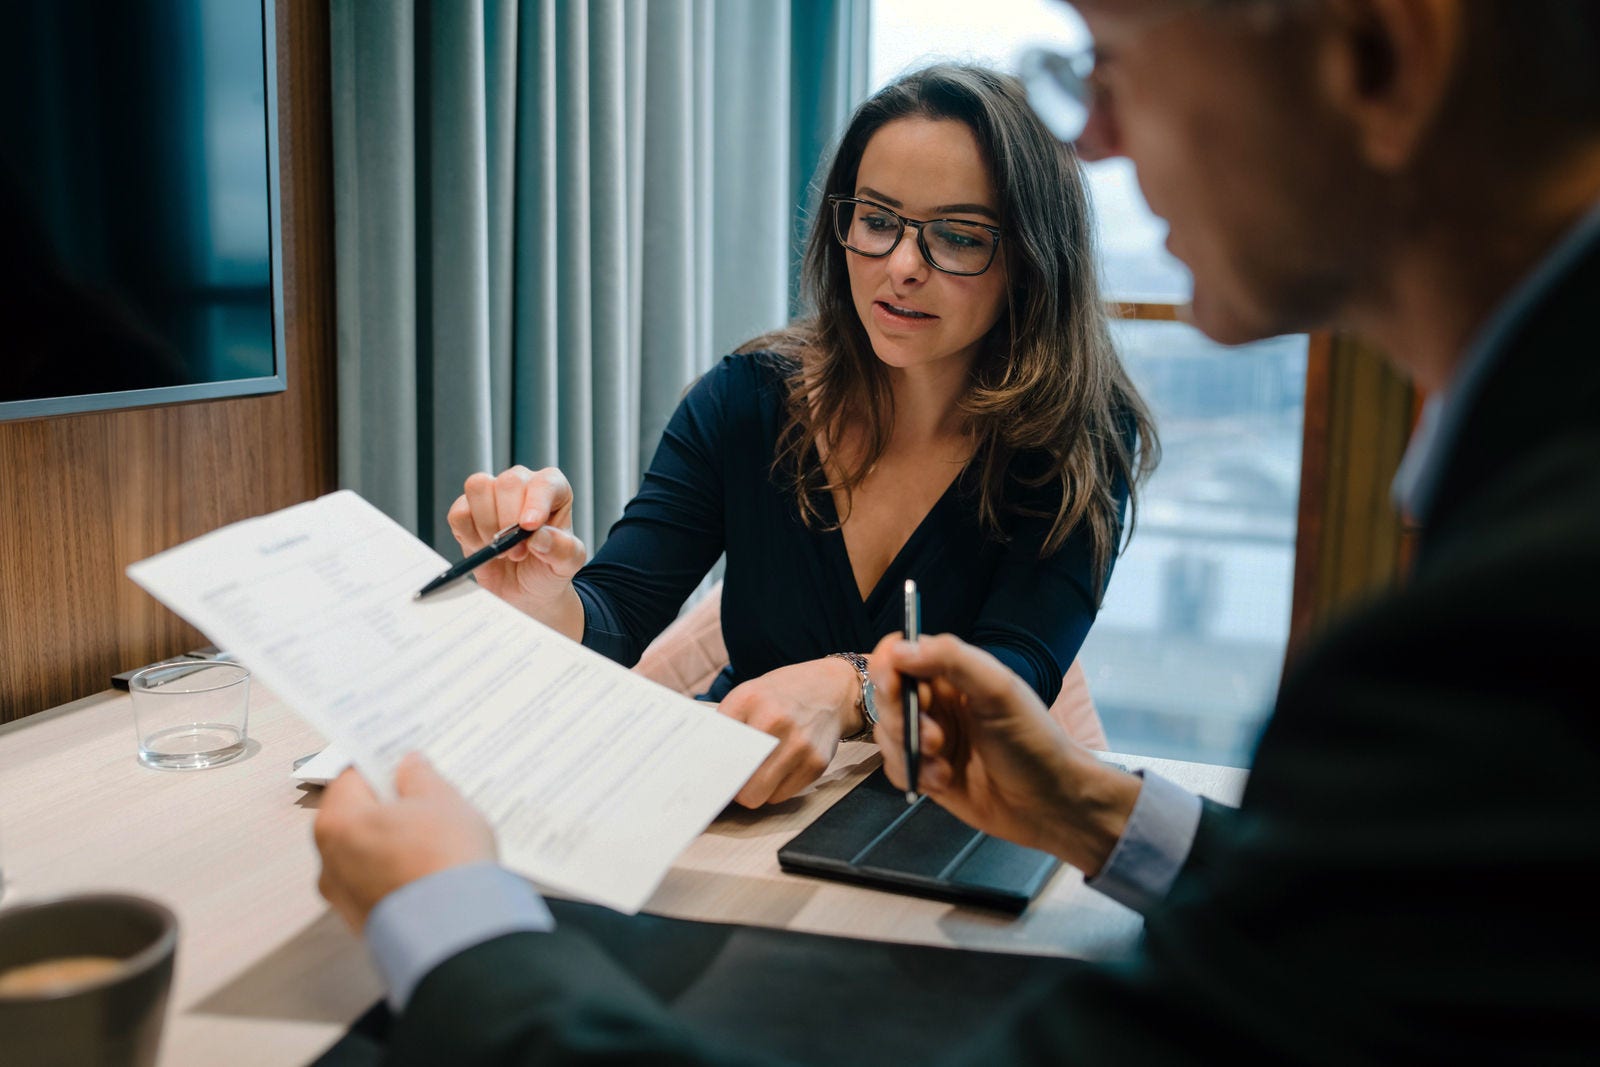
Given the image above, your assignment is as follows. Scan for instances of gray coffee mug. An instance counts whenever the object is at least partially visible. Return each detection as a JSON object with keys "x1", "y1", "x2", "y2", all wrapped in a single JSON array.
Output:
[{"x1": 0, "y1": 894, "x2": 178, "y2": 1067}]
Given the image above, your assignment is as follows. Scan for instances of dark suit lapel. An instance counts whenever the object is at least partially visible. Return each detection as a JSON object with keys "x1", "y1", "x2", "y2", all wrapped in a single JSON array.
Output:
[{"x1": 1419, "y1": 240, "x2": 1600, "y2": 566}]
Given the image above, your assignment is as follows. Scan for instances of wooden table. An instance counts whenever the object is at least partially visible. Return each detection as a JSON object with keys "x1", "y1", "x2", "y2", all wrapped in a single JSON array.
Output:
[{"x1": 0, "y1": 684, "x2": 1246, "y2": 1066}]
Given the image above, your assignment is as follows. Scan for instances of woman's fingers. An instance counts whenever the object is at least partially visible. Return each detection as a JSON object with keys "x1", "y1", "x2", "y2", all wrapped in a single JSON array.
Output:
[
  {"x1": 737, "y1": 739, "x2": 827, "y2": 808},
  {"x1": 768, "y1": 761, "x2": 822, "y2": 806},
  {"x1": 512, "y1": 467, "x2": 574, "y2": 529},
  {"x1": 464, "y1": 470, "x2": 506, "y2": 546},
  {"x1": 712, "y1": 692, "x2": 771, "y2": 808},
  {"x1": 734, "y1": 756, "x2": 785, "y2": 808},
  {"x1": 770, "y1": 734, "x2": 831, "y2": 804},
  {"x1": 446, "y1": 492, "x2": 477, "y2": 549},
  {"x1": 453, "y1": 466, "x2": 579, "y2": 560},
  {"x1": 525, "y1": 525, "x2": 587, "y2": 579},
  {"x1": 493, "y1": 467, "x2": 537, "y2": 537},
  {"x1": 717, "y1": 695, "x2": 817, "y2": 808}
]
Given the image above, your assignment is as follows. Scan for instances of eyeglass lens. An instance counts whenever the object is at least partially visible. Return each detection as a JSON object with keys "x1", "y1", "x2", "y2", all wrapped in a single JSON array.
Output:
[
  {"x1": 1018, "y1": 48, "x2": 1092, "y2": 143},
  {"x1": 833, "y1": 200, "x2": 997, "y2": 275}
]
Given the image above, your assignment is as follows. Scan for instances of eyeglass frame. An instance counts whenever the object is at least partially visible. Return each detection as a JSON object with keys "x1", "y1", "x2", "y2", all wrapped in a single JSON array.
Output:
[
  {"x1": 826, "y1": 194, "x2": 1004, "y2": 277},
  {"x1": 1016, "y1": 45, "x2": 1098, "y2": 144},
  {"x1": 1017, "y1": 0, "x2": 1219, "y2": 144}
]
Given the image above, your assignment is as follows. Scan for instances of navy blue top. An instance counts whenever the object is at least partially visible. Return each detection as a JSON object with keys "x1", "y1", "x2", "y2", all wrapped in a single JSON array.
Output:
[{"x1": 572, "y1": 353, "x2": 1122, "y2": 705}]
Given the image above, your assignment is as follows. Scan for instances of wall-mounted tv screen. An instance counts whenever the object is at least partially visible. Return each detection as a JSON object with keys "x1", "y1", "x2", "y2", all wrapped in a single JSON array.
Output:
[{"x1": 0, "y1": 0, "x2": 284, "y2": 422}]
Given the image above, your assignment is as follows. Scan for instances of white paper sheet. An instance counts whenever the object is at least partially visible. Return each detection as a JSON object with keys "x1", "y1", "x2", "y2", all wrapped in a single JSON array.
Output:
[
  {"x1": 290, "y1": 742, "x2": 350, "y2": 785},
  {"x1": 127, "y1": 490, "x2": 776, "y2": 914}
]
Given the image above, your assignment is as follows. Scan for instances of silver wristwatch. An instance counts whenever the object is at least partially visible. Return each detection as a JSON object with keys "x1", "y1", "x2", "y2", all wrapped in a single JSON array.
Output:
[{"x1": 828, "y1": 651, "x2": 877, "y2": 741}]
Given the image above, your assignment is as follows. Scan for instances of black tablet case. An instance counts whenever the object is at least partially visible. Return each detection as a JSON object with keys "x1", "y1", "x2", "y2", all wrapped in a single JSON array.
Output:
[{"x1": 777, "y1": 768, "x2": 1061, "y2": 913}]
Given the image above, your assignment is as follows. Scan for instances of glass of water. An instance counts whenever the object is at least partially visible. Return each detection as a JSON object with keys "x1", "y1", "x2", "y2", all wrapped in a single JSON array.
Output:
[{"x1": 129, "y1": 661, "x2": 251, "y2": 770}]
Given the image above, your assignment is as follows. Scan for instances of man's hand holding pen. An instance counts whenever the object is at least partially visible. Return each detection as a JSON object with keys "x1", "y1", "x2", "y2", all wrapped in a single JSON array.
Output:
[{"x1": 868, "y1": 632, "x2": 1143, "y2": 879}]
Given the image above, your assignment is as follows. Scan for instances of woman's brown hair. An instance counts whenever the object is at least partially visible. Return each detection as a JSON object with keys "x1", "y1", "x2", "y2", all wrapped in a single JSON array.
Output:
[{"x1": 742, "y1": 64, "x2": 1158, "y2": 593}]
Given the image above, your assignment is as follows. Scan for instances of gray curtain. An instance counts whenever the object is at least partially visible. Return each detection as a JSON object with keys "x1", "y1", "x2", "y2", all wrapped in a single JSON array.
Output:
[{"x1": 332, "y1": 0, "x2": 869, "y2": 552}]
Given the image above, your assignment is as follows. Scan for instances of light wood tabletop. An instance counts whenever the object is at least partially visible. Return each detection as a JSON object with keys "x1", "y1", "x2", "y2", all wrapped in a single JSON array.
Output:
[{"x1": 0, "y1": 683, "x2": 1247, "y2": 1066}]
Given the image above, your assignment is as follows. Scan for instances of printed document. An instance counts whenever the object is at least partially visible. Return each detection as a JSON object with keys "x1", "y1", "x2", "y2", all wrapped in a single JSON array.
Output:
[{"x1": 127, "y1": 490, "x2": 776, "y2": 914}]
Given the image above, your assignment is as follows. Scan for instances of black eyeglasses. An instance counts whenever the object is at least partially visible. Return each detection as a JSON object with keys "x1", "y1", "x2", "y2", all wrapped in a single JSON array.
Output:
[{"x1": 828, "y1": 195, "x2": 1003, "y2": 276}]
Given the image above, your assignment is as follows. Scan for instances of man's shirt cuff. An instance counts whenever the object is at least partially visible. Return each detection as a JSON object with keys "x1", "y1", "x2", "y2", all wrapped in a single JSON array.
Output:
[
  {"x1": 1084, "y1": 769, "x2": 1202, "y2": 915},
  {"x1": 364, "y1": 861, "x2": 554, "y2": 1011}
]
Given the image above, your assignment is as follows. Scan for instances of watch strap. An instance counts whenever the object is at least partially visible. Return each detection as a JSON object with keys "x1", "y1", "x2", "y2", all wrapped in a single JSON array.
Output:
[{"x1": 828, "y1": 652, "x2": 876, "y2": 741}]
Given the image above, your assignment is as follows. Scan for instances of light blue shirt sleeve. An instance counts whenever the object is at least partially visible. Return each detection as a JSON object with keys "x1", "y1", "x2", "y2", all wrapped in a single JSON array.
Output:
[
  {"x1": 364, "y1": 862, "x2": 554, "y2": 1011},
  {"x1": 1084, "y1": 770, "x2": 1203, "y2": 915}
]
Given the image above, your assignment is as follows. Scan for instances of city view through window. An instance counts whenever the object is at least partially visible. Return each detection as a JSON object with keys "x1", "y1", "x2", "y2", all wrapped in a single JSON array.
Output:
[{"x1": 871, "y1": 0, "x2": 1307, "y2": 765}]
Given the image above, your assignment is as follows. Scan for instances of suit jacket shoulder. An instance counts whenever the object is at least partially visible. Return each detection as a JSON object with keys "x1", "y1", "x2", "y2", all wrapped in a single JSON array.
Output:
[{"x1": 1120, "y1": 239, "x2": 1600, "y2": 1062}]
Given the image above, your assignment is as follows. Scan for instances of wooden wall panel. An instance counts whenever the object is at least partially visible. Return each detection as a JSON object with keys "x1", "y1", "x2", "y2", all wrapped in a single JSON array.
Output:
[
  {"x1": 1287, "y1": 332, "x2": 1414, "y2": 660},
  {"x1": 0, "y1": 0, "x2": 336, "y2": 723}
]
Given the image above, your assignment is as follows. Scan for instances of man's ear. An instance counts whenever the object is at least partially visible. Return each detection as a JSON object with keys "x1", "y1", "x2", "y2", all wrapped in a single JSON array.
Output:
[{"x1": 1317, "y1": 0, "x2": 1464, "y2": 172}]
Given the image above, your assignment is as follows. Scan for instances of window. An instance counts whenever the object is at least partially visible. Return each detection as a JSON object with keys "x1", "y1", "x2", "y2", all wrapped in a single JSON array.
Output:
[
  {"x1": 870, "y1": 0, "x2": 1308, "y2": 766},
  {"x1": 1091, "y1": 323, "x2": 1304, "y2": 764}
]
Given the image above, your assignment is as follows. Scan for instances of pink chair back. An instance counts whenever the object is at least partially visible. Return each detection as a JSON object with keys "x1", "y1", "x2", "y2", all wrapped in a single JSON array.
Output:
[{"x1": 632, "y1": 582, "x2": 1108, "y2": 751}]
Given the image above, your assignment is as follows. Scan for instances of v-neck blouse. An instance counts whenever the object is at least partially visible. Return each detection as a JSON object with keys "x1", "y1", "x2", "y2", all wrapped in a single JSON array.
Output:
[{"x1": 572, "y1": 353, "x2": 1120, "y2": 705}]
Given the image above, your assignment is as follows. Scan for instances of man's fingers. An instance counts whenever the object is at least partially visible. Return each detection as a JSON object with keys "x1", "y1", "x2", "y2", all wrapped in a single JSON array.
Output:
[
  {"x1": 317, "y1": 867, "x2": 341, "y2": 908},
  {"x1": 916, "y1": 756, "x2": 954, "y2": 795},
  {"x1": 895, "y1": 749, "x2": 954, "y2": 796},
  {"x1": 867, "y1": 634, "x2": 902, "y2": 705},
  {"x1": 317, "y1": 876, "x2": 364, "y2": 934},
  {"x1": 879, "y1": 730, "x2": 905, "y2": 788},
  {"x1": 866, "y1": 640, "x2": 903, "y2": 739},
  {"x1": 393, "y1": 751, "x2": 452, "y2": 799},
  {"x1": 880, "y1": 708, "x2": 945, "y2": 790},
  {"x1": 313, "y1": 768, "x2": 379, "y2": 857},
  {"x1": 322, "y1": 766, "x2": 380, "y2": 810},
  {"x1": 872, "y1": 633, "x2": 1029, "y2": 720}
]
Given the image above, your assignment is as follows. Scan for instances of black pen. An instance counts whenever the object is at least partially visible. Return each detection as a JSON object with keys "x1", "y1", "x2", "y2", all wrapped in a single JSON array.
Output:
[
  {"x1": 414, "y1": 523, "x2": 535, "y2": 600},
  {"x1": 902, "y1": 578, "x2": 921, "y2": 804}
]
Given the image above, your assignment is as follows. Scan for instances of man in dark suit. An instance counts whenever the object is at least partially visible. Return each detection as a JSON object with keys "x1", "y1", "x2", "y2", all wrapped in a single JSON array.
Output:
[{"x1": 314, "y1": 1, "x2": 1600, "y2": 1061}]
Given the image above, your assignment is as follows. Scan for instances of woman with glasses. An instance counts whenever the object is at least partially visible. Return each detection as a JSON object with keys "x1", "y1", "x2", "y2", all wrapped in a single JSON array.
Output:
[{"x1": 448, "y1": 64, "x2": 1156, "y2": 807}]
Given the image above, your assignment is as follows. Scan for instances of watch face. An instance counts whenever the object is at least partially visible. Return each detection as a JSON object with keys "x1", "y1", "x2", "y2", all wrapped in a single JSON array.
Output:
[{"x1": 861, "y1": 678, "x2": 878, "y2": 725}]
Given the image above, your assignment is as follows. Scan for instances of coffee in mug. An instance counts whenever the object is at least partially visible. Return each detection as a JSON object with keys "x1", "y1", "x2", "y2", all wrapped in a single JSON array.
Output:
[
  {"x1": 0, "y1": 894, "x2": 178, "y2": 1067},
  {"x1": 0, "y1": 955, "x2": 127, "y2": 995}
]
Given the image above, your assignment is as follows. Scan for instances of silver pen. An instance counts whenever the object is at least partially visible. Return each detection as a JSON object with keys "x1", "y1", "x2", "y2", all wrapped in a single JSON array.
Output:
[{"x1": 903, "y1": 578, "x2": 921, "y2": 804}]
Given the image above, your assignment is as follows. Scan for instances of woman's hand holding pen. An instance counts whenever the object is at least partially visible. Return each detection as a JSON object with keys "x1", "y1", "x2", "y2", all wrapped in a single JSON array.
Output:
[
  {"x1": 717, "y1": 657, "x2": 864, "y2": 808},
  {"x1": 446, "y1": 466, "x2": 589, "y2": 640},
  {"x1": 868, "y1": 633, "x2": 1142, "y2": 877}
]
